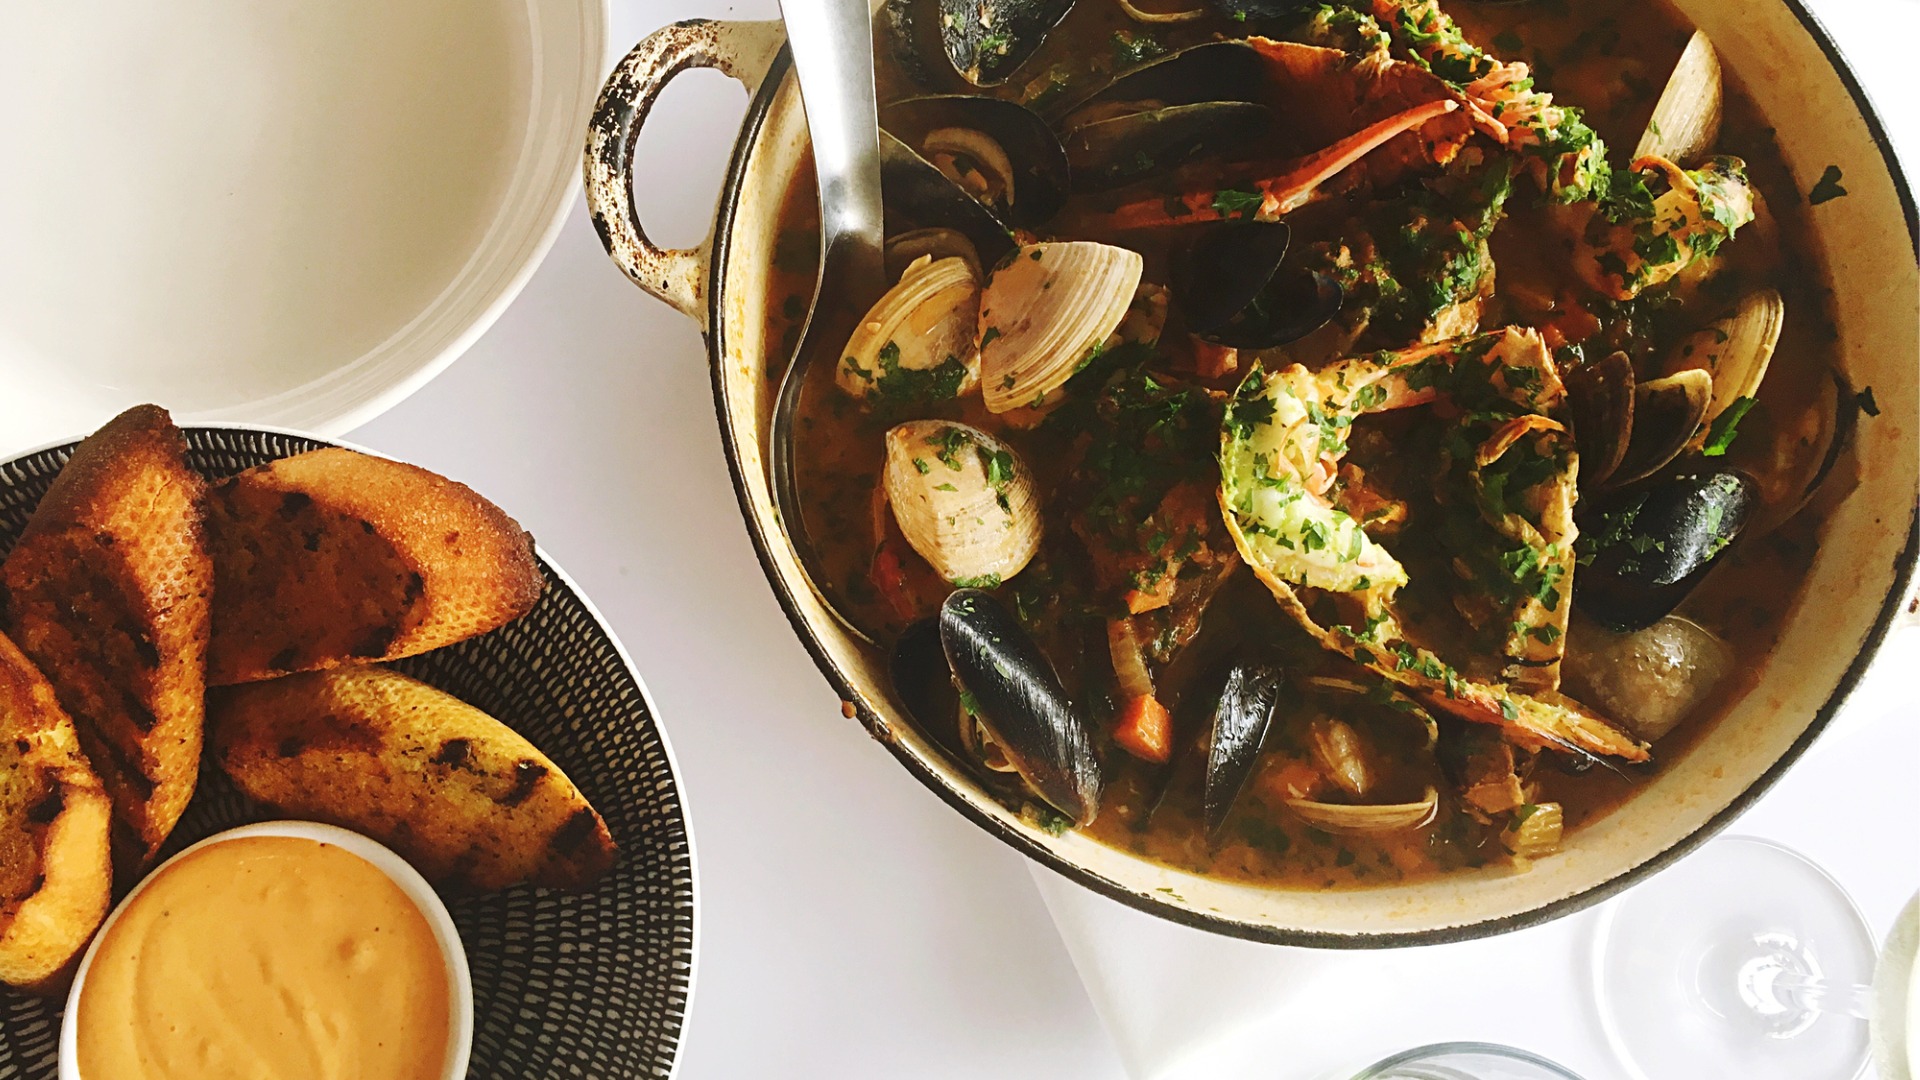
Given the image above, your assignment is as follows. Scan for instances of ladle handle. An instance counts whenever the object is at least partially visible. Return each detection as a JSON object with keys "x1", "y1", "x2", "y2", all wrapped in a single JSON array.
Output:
[
  {"x1": 778, "y1": 0, "x2": 886, "y2": 293},
  {"x1": 584, "y1": 19, "x2": 786, "y2": 327}
]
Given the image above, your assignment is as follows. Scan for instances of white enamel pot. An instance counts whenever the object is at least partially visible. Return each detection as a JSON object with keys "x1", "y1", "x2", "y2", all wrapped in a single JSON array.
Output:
[{"x1": 583, "y1": 8, "x2": 1919, "y2": 945}]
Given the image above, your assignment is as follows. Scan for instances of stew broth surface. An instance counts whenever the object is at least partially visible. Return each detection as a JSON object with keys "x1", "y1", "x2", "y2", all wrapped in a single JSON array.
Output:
[{"x1": 761, "y1": 0, "x2": 1843, "y2": 888}]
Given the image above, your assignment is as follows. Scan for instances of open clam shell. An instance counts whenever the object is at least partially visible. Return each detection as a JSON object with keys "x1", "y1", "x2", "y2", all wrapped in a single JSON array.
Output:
[
  {"x1": 978, "y1": 241, "x2": 1144, "y2": 413},
  {"x1": 839, "y1": 256, "x2": 982, "y2": 405},
  {"x1": 1285, "y1": 787, "x2": 1440, "y2": 833},
  {"x1": 883, "y1": 421, "x2": 1043, "y2": 586},
  {"x1": 1566, "y1": 351, "x2": 1636, "y2": 489},
  {"x1": 1663, "y1": 287, "x2": 1785, "y2": 449},
  {"x1": 1633, "y1": 30, "x2": 1723, "y2": 166}
]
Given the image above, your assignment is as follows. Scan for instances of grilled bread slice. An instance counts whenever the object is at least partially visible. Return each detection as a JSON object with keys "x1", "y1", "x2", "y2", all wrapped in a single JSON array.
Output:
[
  {"x1": 211, "y1": 666, "x2": 616, "y2": 891},
  {"x1": 204, "y1": 448, "x2": 543, "y2": 685},
  {"x1": 1, "y1": 405, "x2": 211, "y2": 867},
  {"x1": 0, "y1": 629, "x2": 112, "y2": 992}
]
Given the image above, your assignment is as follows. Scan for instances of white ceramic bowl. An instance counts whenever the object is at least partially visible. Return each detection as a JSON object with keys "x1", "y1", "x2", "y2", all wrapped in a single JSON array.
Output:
[
  {"x1": 0, "y1": 0, "x2": 607, "y2": 456},
  {"x1": 57, "y1": 820, "x2": 475, "y2": 1080}
]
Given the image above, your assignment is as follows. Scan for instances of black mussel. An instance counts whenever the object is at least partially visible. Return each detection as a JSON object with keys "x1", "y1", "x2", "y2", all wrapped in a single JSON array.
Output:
[
  {"x1": 939, "y1": 0, "x2": 1075, "y2": 87},
  {"x1": 889, "y1": 616, "x2": 973, "y2": 765},
  {"x1": 1565, "y1": 351, "x2": 1634, "y2": 489},
  {"x1": 880, "y1": 131, "x2": 1020, "y2": 269},
  {"x1": 1063, "y1": 101, "x2": 1271, "y2": 192},
  {"x1": 1051, "y1": 41, "x2": 1272, "y2": 187},
  {"x1": 882, "y1": 0, "x2": 966, "y2": 93},
  {"x1": 939, "y1": 589, "x2": 1104, "y2": 824},
  {"x1": 1059, "y1": 40, "x2": 1267, "y2": 118},
  {"x1": 1208, "y1": 0, "x2": 1320, "y2": 23},
  {"x1": 1171, "y1": 222, "x2": 1343, "y2": 349},
  {"x1": 882, "y1": 96, "x2": 1070, "y2": 228},
  {"x1": 1576, "y1": 468, "x2": 1757, "y2": 631},
  {"x1": 1203, "y1": 662, "x2": 1283, "y2": 834},
  {"x1": 1612, "y1": 370, "x2": 1712, "y2": 488}
]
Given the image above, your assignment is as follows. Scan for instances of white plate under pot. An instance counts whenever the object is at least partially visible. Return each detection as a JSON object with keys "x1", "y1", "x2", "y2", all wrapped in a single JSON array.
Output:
[{"x1": 0, "y1": 0, "x2": 607, "y2": 454}]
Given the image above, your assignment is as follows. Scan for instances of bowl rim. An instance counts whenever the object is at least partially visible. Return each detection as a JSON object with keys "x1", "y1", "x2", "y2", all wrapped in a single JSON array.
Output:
[
  {"x1": 57, "y1": 820, "x2": 476, "y2": 1080},
  {"x1": 699, "y1": 2, "x2": 1920, "y2": 946},
  {"x1": 0, "y1": 0, "x2": 612, "y2": 455},
  {"x1": 11, "y1": 419, "x2": 703, "y2": 1077}
]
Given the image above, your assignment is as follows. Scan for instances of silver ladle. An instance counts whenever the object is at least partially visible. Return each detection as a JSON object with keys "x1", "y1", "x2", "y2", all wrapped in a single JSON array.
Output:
[{"x1": 770, "y1": 0, "x2": 889, "y2": 645}]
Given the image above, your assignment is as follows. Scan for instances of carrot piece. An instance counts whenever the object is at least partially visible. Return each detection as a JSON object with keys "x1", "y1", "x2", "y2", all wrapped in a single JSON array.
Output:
[{"x1": 1112, "y1": 695, "x2": 1174, "y2": 764}]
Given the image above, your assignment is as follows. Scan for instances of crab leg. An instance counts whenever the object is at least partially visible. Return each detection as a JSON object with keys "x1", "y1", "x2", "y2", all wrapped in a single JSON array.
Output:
[{"x1": 1099, "y1": 98, "x2": 1459, "y2": 230}]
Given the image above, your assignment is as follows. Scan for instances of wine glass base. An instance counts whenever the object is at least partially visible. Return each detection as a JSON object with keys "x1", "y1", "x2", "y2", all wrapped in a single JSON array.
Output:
[
  {"x1": 1593, "y1": 835, "x2": 1876, "y2": 1080},
  {"x1": 1351, "y1": 1041, "x2": 1586, "y2": 1080}
]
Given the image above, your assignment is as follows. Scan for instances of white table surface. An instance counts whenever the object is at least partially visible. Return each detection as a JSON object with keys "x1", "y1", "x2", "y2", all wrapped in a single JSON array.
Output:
[{"x1": 343, "y1": 1, "x2": 1920, "y2": 1076}]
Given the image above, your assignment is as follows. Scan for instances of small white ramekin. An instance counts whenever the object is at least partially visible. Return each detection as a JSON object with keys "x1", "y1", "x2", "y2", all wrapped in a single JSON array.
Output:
[{"x1": 58, "y1": 820, "x2": 474, "y2": 1080}]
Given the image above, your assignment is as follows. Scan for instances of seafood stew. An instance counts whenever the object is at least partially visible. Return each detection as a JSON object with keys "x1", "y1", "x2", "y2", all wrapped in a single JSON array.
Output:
[{"x1": 764, "y1": 0, "x2": 1859, "y2": 888}]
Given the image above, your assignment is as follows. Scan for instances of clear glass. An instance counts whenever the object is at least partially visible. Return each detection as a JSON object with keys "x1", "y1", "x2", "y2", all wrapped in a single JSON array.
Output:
[
  {"x1": 1592, "y1": 835, "x2": 1879, "y2": 1080},
  {"x1": 1350, "y1": 1042, "x2": 1587, "y2": 1080}
]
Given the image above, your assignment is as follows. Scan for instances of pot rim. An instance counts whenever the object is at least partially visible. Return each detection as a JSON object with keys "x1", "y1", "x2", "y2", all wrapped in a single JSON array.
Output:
[{"x1": 702, "y1": 6, "x2": 1920, "y2": 947}]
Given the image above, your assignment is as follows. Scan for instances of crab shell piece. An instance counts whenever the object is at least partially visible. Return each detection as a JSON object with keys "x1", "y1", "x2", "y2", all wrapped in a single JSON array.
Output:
[
  {"x1": 977, "y1": 241, "x2": 1143, "y2": 414},
  {"x1": 838, "y1": 256, "x2": 982, "y2": 404},
  {"x1": 882, "y1": 421, "x2": 1042, "y2": 586}
]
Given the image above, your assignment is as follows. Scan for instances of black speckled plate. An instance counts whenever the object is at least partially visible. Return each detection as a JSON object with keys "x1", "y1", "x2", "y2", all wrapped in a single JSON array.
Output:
[{"x1": 0, "y1": 427, "x2": 696, "y2": 1080}]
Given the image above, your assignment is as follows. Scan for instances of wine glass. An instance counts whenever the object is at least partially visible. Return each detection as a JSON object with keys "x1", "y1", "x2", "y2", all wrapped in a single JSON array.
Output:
[
  {"x1": 1592, "y1": 835, "x2": 1887, "y2": 1080},
  {"x1": 1350, "y1": 1042, "x2": 1586, "y2": 1080}
]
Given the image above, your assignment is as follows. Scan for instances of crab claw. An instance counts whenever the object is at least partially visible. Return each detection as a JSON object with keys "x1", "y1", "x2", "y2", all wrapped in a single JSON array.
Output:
[{"x1": 1098, "y1": 98, "x2": 1459, "y2": 230}]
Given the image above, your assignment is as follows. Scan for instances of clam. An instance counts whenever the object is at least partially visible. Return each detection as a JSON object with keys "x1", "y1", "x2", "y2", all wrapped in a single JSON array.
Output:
[
  {"x1": 1611, "y1": 369, "x2": 1713, "y2": 487},
  {"x1": 1662, "y1": 287, "x2": 1784, "y2": 449},
  {"x1": 1752, "y1": 365, "x2": 1862, "y2": 534},
  {"x1": 1307, "y1": 716, "x2": 1372, "y2": 798},
  {"x1": 1633, "y1": 30, "x2": 1723, "y2": 165},
  {"x1": 1285, "y1": 787, "x2": 1439, "y2": 833},
  {"x1": 1170, "y1": 221, "x2": 1343, "y2": 349},
  {"x1": 882, "y1": 97, "x2": 1070, "y2": 228},
  {"x1": 1202, "y1": 661, "x2": 1283, "y2": 834},
  {"x1": 882, "y1": 421, "x2": 1042, "y2": 586},
  {"x1": 939, "y1": 589, "x2": 1104, "y2": 823},
  {"x1": 839, "y1": 256, "x2": 981, "y2": 405},
  {"x1": 978, "y1": 241, "x2": 1144, "y2": 414},
  {"x1": 1562, "y1": 612, "x2": 1733, "y2": 742},
  {"x1": 1576, "y1": 467, "x2": 1757, "y2": 631}
]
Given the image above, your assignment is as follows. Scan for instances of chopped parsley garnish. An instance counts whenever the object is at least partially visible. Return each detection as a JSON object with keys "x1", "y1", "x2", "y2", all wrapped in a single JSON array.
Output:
[
  {"x1": 1808, "y1": 164, "x2": 1848, "y2": 206},
  {"x1": 1701, "y1": 396, "x2": 1756, "y2": 456},
  {"x1": 1210, "y1": 187, "x2": 1263, "y2": 220},
  {"x1": 951, "y1": 573, "x2": 1004, "y2": 589}
]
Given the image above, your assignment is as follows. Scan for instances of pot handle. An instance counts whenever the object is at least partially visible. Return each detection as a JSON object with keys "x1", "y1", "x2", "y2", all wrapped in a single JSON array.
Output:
[{"x1": 584, "y1": 19, "x2": 787, "y2": 328}]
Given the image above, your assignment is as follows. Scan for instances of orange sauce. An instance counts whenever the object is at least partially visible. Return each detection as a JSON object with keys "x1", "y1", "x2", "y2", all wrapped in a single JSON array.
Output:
[{"x1": 77, "y1": 835, "x2": 451, "y2": 1080}]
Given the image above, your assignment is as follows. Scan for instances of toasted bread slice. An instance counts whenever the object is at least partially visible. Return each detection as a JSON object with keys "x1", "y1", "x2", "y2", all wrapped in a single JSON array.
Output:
[
  {"x1": 0, "y1": 628, "x2": 113, "y2": 991},
  {"x1": 204, "y1": 448, "x2": 543, "y2": 685},
  {"x1": 1, "y1": 405, "x2": 211, "y2": 867},
  {"x1": 211, "y1": 666, "x2": 615, "y2": 891}
]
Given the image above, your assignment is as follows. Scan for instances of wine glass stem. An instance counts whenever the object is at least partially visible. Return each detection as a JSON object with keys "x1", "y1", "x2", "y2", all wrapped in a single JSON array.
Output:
[{"x1": 1761, "y1": 970, "x2": 1875, "y2": 1022}]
